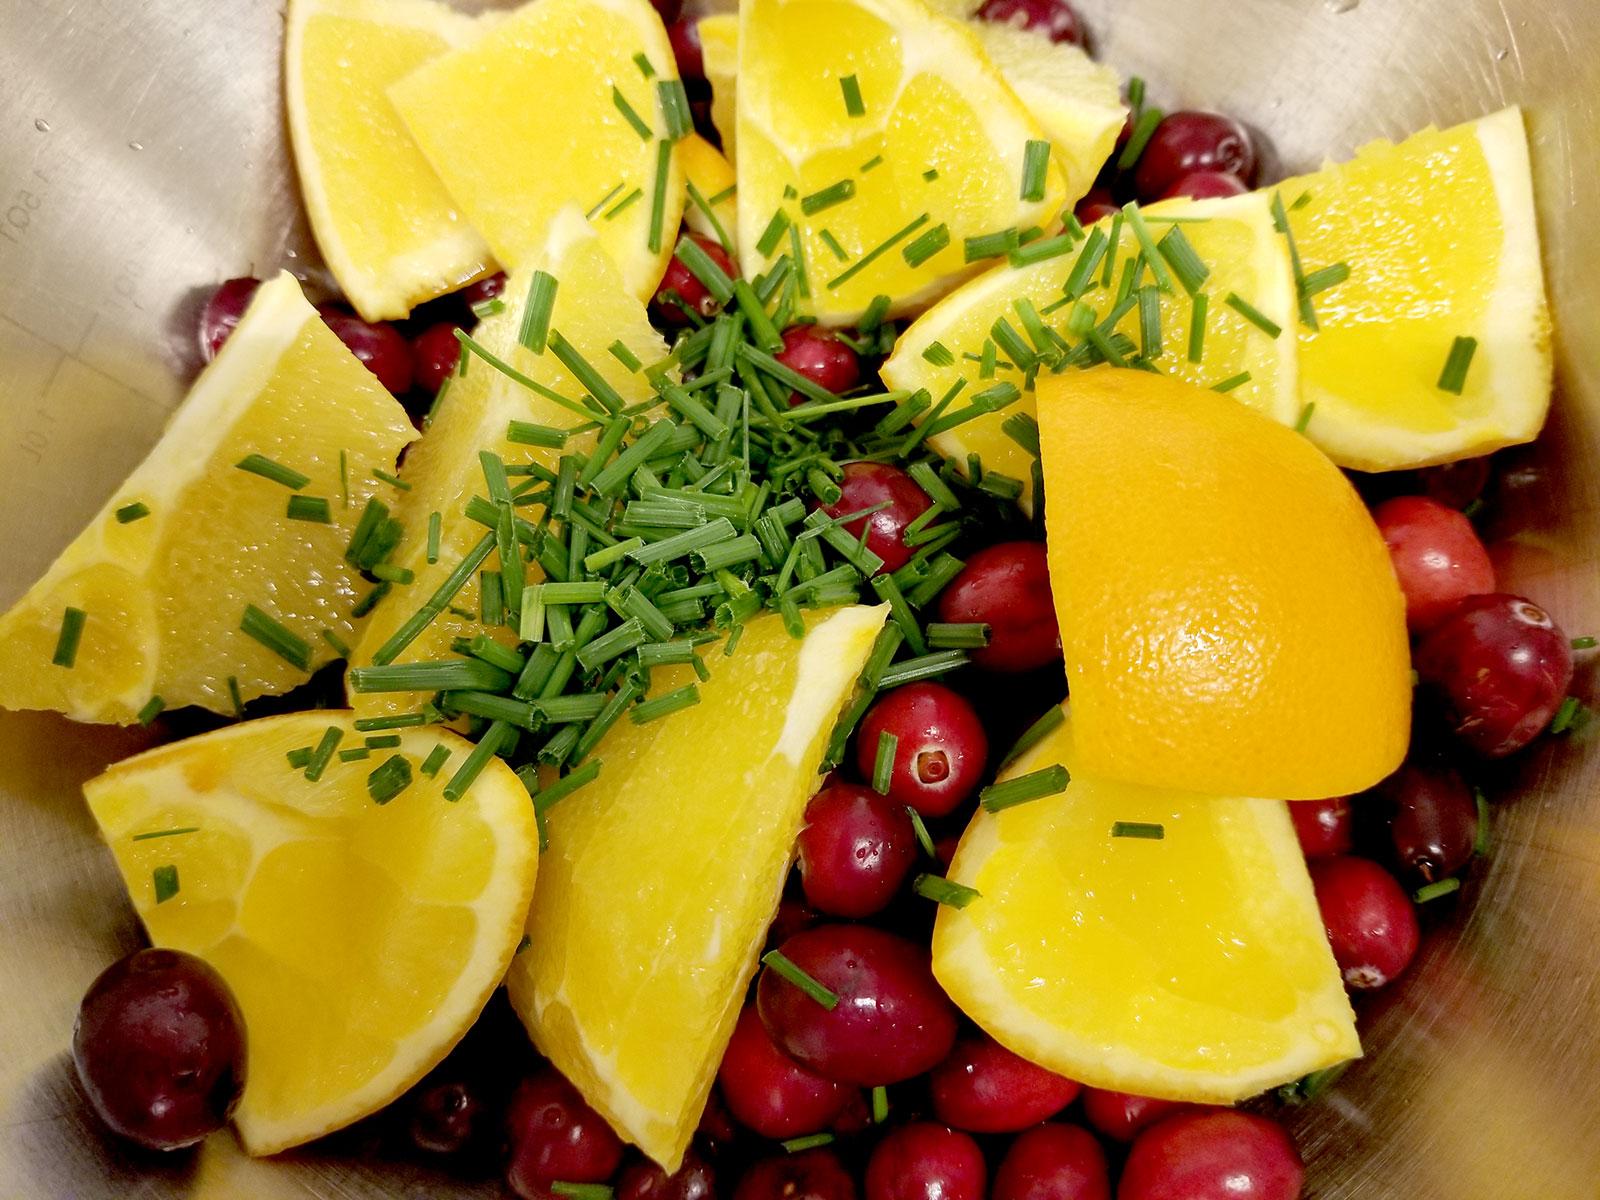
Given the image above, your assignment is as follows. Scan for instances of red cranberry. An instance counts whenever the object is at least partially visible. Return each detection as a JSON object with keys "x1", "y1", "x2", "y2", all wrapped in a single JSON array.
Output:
[
  {"x1": 668, "y1": 16, "x2": 705, "y2": 83},
  {"x1": 1414, "y1": 594, "x2": 1573, "y2": 757},
  {"x1": 936, "y1": 541, "x2": 1061, "y2": 672},
  {"x1": 866, "y1": 1123, "x2": 986, "y2": 1200},
  {"x1": 198, "y1": 277, "x2": 261, "y2": 361},
  {"x1": 698, "y1": 1087, "x2": 738, "y2": 1145},
  {"x1": 1074, "y1": 187, "x2": 1120, "y2": 226},
  {"x1": 830, "y1": 1087, "x2": 873, "y2": 1135},
  {"x1": 718, "y1": 1007, "x2": 854, "y2": 1138},
  {"x1": 1080, "y1": 1089, "x2": 1187, "y2": 1142},
  {"x1": 1119, "y1": 1112, "x2": 1303, "y2": 1200},
  {"x1": 405, "y1": 1077, "x2": 491, "y2": 1157},
  {"x1": 1310, "y1": 856, "x2": 1419, "y2": 991},
  {"x1": 1287, "y1": 797, "x2": 1353, "y2": 859},
  {"x1": 619, "y1": 1147, "x2": 716, "y2": 1200},
  {"x1": 505, "y1": 1069, "x2": 625, "y2": 1200},
  {"x1": 317, "y1": 305, "x2": 414, "y2": 395},
  {"x1": 1418, "y1": 457, "x2": 1492, "y2": 511},
  {"x1": 994, "y1": 1123, "x2": 1111, "y2": 1200},
  {"x1": 412, "y1": 321, "x2": 463, "y2": 395},
  {"x1": 757, "y1": 925, "x2": 958, "y2": 1086},
  {"x1": 934, "y1": 834, "x2": 960, "y2": 868},
  {"x1": 976, "y1": 0, "x2": 1084, "y2": 45},
  {"x1": 647, "y1": 0, "x2": 684, "y2": 24},
  {"x1": 1132, "y1": 112, "x2": 1257, "y2": 202},
  {"x1": 769, "y1": 896, "x2": 822, "y2": 948},
  {"x1": 459, "y1": 271, "x2": 507, "y2": 310},
  {"x1": 820, "y1": 461, "x2": 933, "y2": 574},
  {"x1": 855, "y1": 683, "x2": 988, "y2": 818},
  {"x1": 797, "y1": 783, "x2": 918, "y2": 918},
  {"x1": 655, "y1": 233, "x2": 737, "y2": 326},
  {"x1": 1383, "y1": 763, "x2": 1479, "y2": 884},
  {"x1": 735, "y1": 1149, "x2": 858, "y2": 1200},
  {"x1": 1161, "y1": 170, "x2": 1248, "y2": 201},
  {"x1": 929, "y1": 1033, "x2": 1080, "y2": 1133},
  {"x1": 777, "y1": 326, "x2": 861, "y2": 404},
  {"x1": 72, "y1": 948, "x2": 247, "y2": 1151},
  {"x1": 1373, "y1": 496, "x2": 1495, "y2": 631}
]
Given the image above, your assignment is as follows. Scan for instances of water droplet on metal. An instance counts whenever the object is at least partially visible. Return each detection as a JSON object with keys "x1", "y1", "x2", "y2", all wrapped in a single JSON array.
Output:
[
  {"x1": 34, "y1": 118, "x2": 50, "y2": 133},
  {"x1": 1324, "y1": 0, "x2": 1359, "y2": 12},
  {"x1": 1495, "y1": 48, "x2": 1510, "y2": 61},
  {"x1": 128, "y1": 140, "x2": 144, "y2": 151}
]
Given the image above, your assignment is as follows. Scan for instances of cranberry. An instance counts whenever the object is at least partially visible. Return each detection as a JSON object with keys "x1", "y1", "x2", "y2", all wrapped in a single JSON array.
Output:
[
  {"x1": 929, "y1": 1033, "x2": 1080, "y2": 1132},
  {"x1": 1287, "y1": 797, "x2": 1353, "y2": 859},
  {"x1": 866, "y1": 1123, "x2": 986, "y2": 1200},
  {"x1": 1414, "y1": 594, "x2": 1573, "y2": 757},
  {"x1": 655, "y1": 233, "x2": 737, "y2": 325},
  {"x1": 1383, "y1": 762, "x2": 1479, "y2": 884},
  {"x1": 735, "y1": 1149, "x2": 858, "y2": 1200},
  {"x1": 976, "y1": 0, "x2": 1084, "y2": 45},
  {"x1": 72, "y1": 948, "x2": 247, "y2": 1151},
  {"x1": 769, "y1": 896, "x2": 822, "y2": 947},
  {"x1": 1074, "y1": 187, "x2": 1120, "y2": 226},
  {"x1": 820, "y1": 461, "x2": 933, "y2": 574},
  {"x1": 1373, "y1": 495, "x2": 1495, "y2": 631},
  {"x1": 718, "y1": 1007, "x2": 854, "y2": 1138},
  {"x1": 405, "y1": 1077, "x2": 493, "y2": 1157},
  {"x1": 1310, "y1": 856, "x2": 1420, "y2": 991},
  {"x1": 698, "y1": 1087, "x2": 738, "y2": 1145},
  {"x1": 618, "y1": 1147, "x2": 717, "y2": 1200},
  {"x1": 797, "y1": 783, "x2": 918, "y2": 918},
  {"x1": 1120, "y1": 1111, "x2": 1303, "y2": 1200},
  {"x1": 198, "y1": 277, "x2": 261, "y2": 360},
  {"x1": 1132, "y1": 112, "x2": 1257, "y2": 202},
  {"x1": 776, "y1": 326, "x2": 862, "y2": 404},
  {"x1": 830, "y1": 1087, "x2": 873, "y2": 1134},
  {"x1": 855, "y1": 683, "x2": 988, "y2": 818},
  {"x1": 757, "y1": 925, "x2": 958, "y2": 1086},
  {"x1": 936, "y1": 541, "x2": 1061, "y2": 672},
  {"x1": 1160, "y1": 170, "x2": 1248, "y2": 201},
  {"x1": 1418, "y1": 457, "x2": 1492, "y2": 511},
  {"x1": 668, "y1": 16, "x2": 705, "y2": 83},
  {"x1": 504, "y1": 1069, "x2": 625, "y2": 1200},
  {"x1": 647, "y1": 0, "x2": 684, "y2": 24},
  {"x1": 317, "y1": 305, "x2": 415, "y2": 395},
  {"x1": 412, "y1": 321, "x2": 463, "y2": 394},
  {"x1": 1080, "y1": 1089, "x2": 1187, "y2": 1142},
  {"x1": 994, "y1": 1123, "x2": 1111, "y2": 1200},
  {"x1": 459, "y1": 271, "x2": 507, "y2": 310}
]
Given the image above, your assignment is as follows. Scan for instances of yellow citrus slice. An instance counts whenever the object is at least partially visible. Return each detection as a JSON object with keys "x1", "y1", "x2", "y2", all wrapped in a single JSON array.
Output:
[
  {"x1": 83, "y1": 711, "x2": 539, "y2": 1154},
  {"x1": 1281, "y1": 107, "x2": 1551, "y2": 470},
  {"x1": 698, "y1": 14, "x2": 739, "y2": 159},
  {"x1": 1037, "y1": 367, "x2": 1410, "y2": 799},
  {"x1": 350, "y1": 206, "x2": 673, "y2": 716},
  {"x1": 285, "y1": 0, "x2": 495, "y2": 321},
  {"x1": 680, "y1": 132, "x2": 739, "y2": 253},
  {"x1": 507, "y1": 605, "x2": 888, "y2": 1170},
  {"x1": 389, "y1": 0, "x2": 687, "y2": 303},
  {"x1": 932, "y1": 706, "x2": 1360, "y2": 1103},
  {"x1": 0, "y1": 273, "x2": 415, "y2": 724},
  {"x1": 884, "y1": 192, "x2": 1297, "y2": 512},
  {"x1": 737, "y1": 0, "x2": 1068, "y2": 323}
]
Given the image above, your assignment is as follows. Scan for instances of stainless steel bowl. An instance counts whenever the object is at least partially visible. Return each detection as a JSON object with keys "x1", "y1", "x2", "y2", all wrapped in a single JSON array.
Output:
[{"x1": 1, "y1": 1, "x2": 1596, "y2": 1195}]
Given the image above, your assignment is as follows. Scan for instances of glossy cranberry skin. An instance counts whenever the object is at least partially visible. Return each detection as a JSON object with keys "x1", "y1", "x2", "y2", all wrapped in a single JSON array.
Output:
[
  {"x1": 1120, "y1": 1112, "x2": 1303, "y2": 1200},
  {"x1": 668, "y1": 15, "x2": 705, "y2": 82},
  {"x1": 504, "y1": 1069, "x2": 625, "y2": 1200},
  {"x1": 405, "y1": 1077, "x2": 493, "y2": 1157},
  {"x1": 936, "y1": 542, "x2": 1061, "y2": 672},
  {"x1": 797, "y1": 783, "x2": 918, "y2": 918},
  {"x1": 855, "y1": 683, "x2": 988, "y2": 818},
  {"x1": 1133, "y1": 112, "x2": 1257, "y2": 202},
  {"x1": 1418, "y1": 457, "x2": 1492, "y2": 510},
  {"x1": 1080, "y1": 1090, "x2": 1187, "y2": 1142},
  {"x1": 976, "y1": 0, "x2": 1084, "y2": 45},
  {"x1": 1074, "y1": 187, "x2": 1120, "y2": 226},
  {"x1": 1310, "y1": 856, "x2": 1420, "y2": 991},
  {"x1": 1161, "y1": 170, "x2": 1248, "y2": 201},
  {"x1": 619, "y1": 1148, "x2": 717, "y2": 1200},
  {"x1": 994, "y1": 1124, "x2": 1111, "y2": 1200},
  {"x1": 412, "y1": 321, "x2": 463, "y2": 395},
  {"x1": 866, "y1": 1123, "x2": 986, "y2": 1200},
  {"x1": 459, "y1": 271, "x2": 507, "y2": 310},
  {"x1": 1414, "y1": 594, "x2": 1574, "y2": 757},
  {"x1": 930, "y1": 1033, "x2": 1081, "y2": 1132},
  {"x1": 819, "y1": 461, "x2": 933, "y2": 575},
  {"x1": 719, "y1": 1007, "x2": 854, "y2": 1138},
  {"x1": 198, "y1": 277, "x2": 261, "y2": 360},
  {"x1": 647, "y1": 0, "x2": 684, "y2": 24},
  {"x1": 757, "y1": 925, "x2": 958, "y2": 1086},
  {"x1": 769, "y1": 896, "x2": 822, "y2": 948},
  {"x1": 317, "y1": 305, "x2": 415, "y2": 395},
  {"x1": 655, "y1": 234, "x2": 737, "y2": 326},
  {"x1": 1383, "y1": 763, "x2": 1479, "y2": 884},
  {"x1": 1374, "y1": 495, "x2": 1496, "y2": 631},
  {"x1": 735, "y1": 1149, "x2": 858, "y2": 1200},
  {"x1": 777, "y1": 326, "x2": 862, "y2": 404},
  {"x1": 1287, "y1": 797, "x2": 1354, "y2": 859},
  {"x1": 72, "y1": 948, "x2": 247, "y2": 1151}
]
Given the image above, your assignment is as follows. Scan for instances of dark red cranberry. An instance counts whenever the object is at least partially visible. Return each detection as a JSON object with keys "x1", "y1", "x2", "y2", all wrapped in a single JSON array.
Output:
[
  {"x1": 1383, "y1": 763, "x2": 1479, "y2": 884},
  {"x1": 412, "y1": 321, "x2": 463, "y2": 395},
  {"x1": 757, "y1": 925, "x2": 958, "y2": 1086},
  {"x1": 735, "y1": 1149, "x2": 857, "y2": 1200},
  {"x1": 934, "y1": 834, "x2": 960, "y2": 868},
  {"x1": 994, "y1": 1123, "x2": 1111, "y2": 1200},
  {"x1": 1417, "y1": 457, "x2": 1492, "y2": 511},
  {"x1": 797, "y1": 783, "x2": 918, "y2": 918},
  {"x1": 1120, "y1": 1112, "x2": 1303, "y2": 1200},
  {"x1": 866, "y1": 1123, "x2": 986, "y2": 1200},
  {"x1": 1080, "y1": 1089, "x2": 1187, "y2": 1142},
  {"x1": 936, "y1": 541, "x2": 1061, "y2": 672},
  {"x1": 769, "y1": 896, "x2": 821, "y2": 948},
  {"x1": 405, "y1": 1077, "x2": 492, "y2": 1157},
  {"x1": 718, "y1": 1007, "x2": 854, "y2": 1138},
  {"x1": 1132, "y1": 112, "x2": 1257, "y2": 202},
  {"x1": 655, "y1": 233, "x2": 737, "y2": 326},
  {"x1": 668, "y1": 16, "x2": 705, "y2": 83},
  {"x1": 1287, "y1": 797, "x2": 1353, "y2": 859},
  {"x1": 504, "y1": 1069, "x2": 625, "y2": 1200},
  {"x1": 830, "y1": 1087, "x2": 873, "y2": 1134},
  {"x1": 618, "y1": 1147, "x2": 717, "y2": 1200},
  {"x1": 976, "y1": 0, "x2": 1084, "y2": 45},
  {"x1": 459, "y1": 272, "x2": 507, "y2": 311},
  {"x1": 929, "y1": 1033, "x2": 1080, "y2": 1132},
  {"x1": 855, "y1": 683, "x2": 988, "y2": 818},
  {"x1": 198, "y1": 277, "x2": 261, "y2": 360},
  {"x1": 1074, "y1": 187, "x2": 1120, "y2": 226},
  {"x1": 697, "y1": 1087, "x2": 738, "y2": 1145},
  {"x1": 1373, "y1": 496, "x2": 1495, "y2": 631},
  {"x1": 1310, "y1": 856, "x2": 1419, "y2": 991},
  {"x1": 820, "y1": 461, "x2": 933, "y2": 574},
  {"x1": 72, "y1": 948, "x2": 247, "y2": 1151},
  {"x1": 1414, "y1": 594, "x2": 1574, "y2": 757},
  {"x1": 776, "y1": 326, "x2": 861, "y2": 404},
  {"x1": 317, "y1": 305, "x2": 415, "y2": 395},
  {"x1": 1161, "y1": 170, "x2": 1248, "y2": 201},
  {"x1": 647, "y1": 0, "x2": 684, "y2": 24}
]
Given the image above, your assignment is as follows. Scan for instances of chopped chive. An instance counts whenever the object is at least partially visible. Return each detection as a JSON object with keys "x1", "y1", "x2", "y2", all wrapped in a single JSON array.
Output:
[
  {"x1": 1550, "y1": 695, "x2": 1587, "y2": 734},
  {"x1": 1300, "y1": 261, "x2": 1351, "y2": 299},
  {"x1": 443, "y1": 719, "x2": 516, "y2": 802},
  {"x1": 240, "y1": 604, "x2": 311, "y2": 671},
  {"x1": 364, "y1": 734, "x2": 403, "y2": 749},
  {"x1": 367, "y1": 755, "x2": 413, "y2": 805},
  {"x1": 902, "y1": 222, "x2": 950, "y2": 268},
  {"x1": 132, "y1": 826, "x2": 198, "y2": 842},
  {"x1": 1437, "y1": 336, "x2": 1479, "y2": 395},
  {"x1": 235, "y1": 453, "x2": 309, "y2": 490},
  {"x1": 135, "y1": 695, "x2": 166, "y2": 725},
  {"x1": 115, "y1": 501, "x2": 150, "y2": 523},
  {"x1": 1414, "y1": 877, "x2": 1462, "y2": 903},
  {"x1": 980, "y1": 764, "x2": 1070, "y2": 812},
  {"x1": 611, "y1": 85, "x2": 652, "y2": 139},
  {"x1": 761, "y1": 949, "x2": 840, "y2": 1009},
  {"x1": 783, "y1": 1133, "x2": 835, "y2": 1154},
  {"x1": 801, "y1": 179, "x2": 856, "y2": 216},
  {"x1": 1111, "y1": 821, "x2": 1165, "y2": 840},
  {"x1": 906, "y1": 807, "x2": 938, "y2": 861},
  {"x1": 926, "y1": 622, "x2": 989, "y2": 650},
  {"x1": 633, "y1": 50, "x2": 655, "y2": 76},
  {"x1": 287, "y1": 745, "x2": 313, "y2": 768},
  {"x1": 354, "y1": 712, "x2": 429, "y2": 732},
  {"x1": 152, "y1": 864, "x2": 180, "y2": 905},
  {"x1": 1474, "y1": 789, "x2": 1491, "y2": 855},
  {"x1": 860, "y1": 154, "x2": 884, "y2": 172},
  {"x1": 1211, "y1": 371, "x2": 1252, "y2": 393},
  {"x1": 472, "y1": 297, "x2": 505, "y2": 319},
  {"x1": 1294, "y1": 402, "x2": 1316, "y2": 433},
  {"x1": 871, "y1": 731, "x2": 898, "y2": 794},
  {"x1": 818, "y1": 228, "x2": 850, "y2": 262},
  {"x1": 321, "y1": 627, "x2": 352, "y2": 659},
  {"x1": 1138, "y1": 286, "x2": 1163, "y2": 359},
  {"x1": 1003, "y1": 704, "x2": 1064, "y2": 767},
  {"x1": 1572, "y1": 636, "x2": 1597, "y2": 650},
  {"x1": 1121, "y1": 204, "x2": 1174, "y2": 293},
  {"x1": 371, "y1": 468, "x2": 410, "y2": 492},
  {"x1": 303, "y1": 724, "x2": 343, "y2": 781},
  {"x1": 517, "y1": 270, "x2": 559, "y2": 354},
  {"x1": 648, "y1": 138, "x2": 673, "y2": 252},
  {"x1": 1225, "y1": 292, "x2": 1283, "y2": 339},
  {"x1": 1117, "y1": 106, "x2": 1164, "y2": 170},
  {"x1": 630, "y1": 683, "x2": 701, "y2": 724},
  {"x1": 922, "y1": 168, "x2": 939, "y2": 182},
  {"x1": 286, "y1": 495, "x2": 331, "y2": 523},
  {"x1": 421, "y1": 744, "x2": 452, "y2": 777},
  {"x1": 1156, "y1": 226, "x2": 1210, "y2": 296},
  {"x1": 227, "y1": 676, "x2": 244, "y2": 717},
  {"x1": 1008, "y1": 233, "x2": 1074, "y2": 268},
  {"x1": 1019, "y1": 139, "x2": 1052, "y2": 202},
  {"x1": 1002, "y1": 412, "x2": 1041, "y2": 457},
  {"x1": 872, "y1": 1086, "x2": 890, "y2": 1123},
  {"x1": 876, "y1": 650, "x2": 966, "y2": 689},
  {"x1": 51, "y1": 607, "x2": 86, "y2": 668},
  {"x1": 1292, "y1": 191, "x2": 1313, "y2": 210},
  {"x1": 551, "y1": 1185, "x2": 612, "y2": 1200},
  {"x1": 913, "y1": 873, "x2": 981, "y2": 908},
  {"x1": 840, "y1": 73, "x2": 866, "y2": 116},
  {"x1": 964, "y1": 227, "x2": 1019, "y2": 263},
  {"x1": 548, "y1": 330, "x2": 627, "y2": 414},
  {"x1": 1270, "y1": 191, "x2": 1320, "y2": 330},
  {"x1": 1278, "y1": 1061, "x2": 1351, "y2": 1105},
  {"x1": 755, "y1": 208, "x2": 792, "y2": 260},
  {"x1": 828, "y1": 214, "x2": 930, "y2": 289},
  {"x1": 657, "y1": 78, "x2": 694, "y2": 140},
  {"x1": 920, "y1": 341, "x2": 955, "y2": 368},
  {"x1": 604, "y1": 186, "x2": 643, "y2": 220},
  {"x1": 1188, "y1": 292, "x2": 1210, "y2": 363},
  {"x1": 607, "y1": 339, "x2": 643, "y2": 373},
  {"x1": 350, "y1": 657, "x2": 513, "y2": 694}
]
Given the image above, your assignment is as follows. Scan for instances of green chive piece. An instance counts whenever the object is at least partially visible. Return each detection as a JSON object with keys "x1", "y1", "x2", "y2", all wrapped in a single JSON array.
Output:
[
  {"x1": 647, "y1": 138, "x2": 673, "y2": 253},
  {"x1": 506, "y1": 420, "x2": 570, "y2": 451},
  {"x1": 240, "y1": 604, "x2": 311, "y2": 671},
  {"x1": 1111, "y1": 821, "x2": 1165, "y2": 840},
  {"x1": 1277, "y1": 1061, "x2": 1351, "y2": 1105},
  {"x1": 657, "y1": 78, "x2": 694, "y2": 141},
  {"x1": 980, "y1": 764, "x2": 1070, "y2": 812},
  {"x1": 1300, "y1": 261, "x2": 1351, "y2": 299},
  {"x1": 349, "y1": 657, "x2": 513, "y2": 694},
  {"x1": 321, "y1": 627, "x2": 353, "y2": 659},
  {"x1": 235, "y1": 453, "x2": 309, "y2": 490},
  {"x1": 115, "y1": 501, "x2": 150, "y2": 523},
  {"x1": 926, "y1": 622, "x2": 990, "y2": 650},
  {"x1": 1294, "y1": 402, "x2": 1316, "y2": 433},
  {"x1": 1474, "y1": 789, "x2": 1492, "y2": 856},
  {"x1": 286, "y1": 494, "x2": 331, "y2": 523},
  {"x1": 611, "y1": 85, "x2": 652, "y2": 139},
  {"x1": 1187, "y1": 292, "x2": 1210, "y2": 364},
  {"x1": 533, "y1": 758, "x2": 603, "y2": 809},
  {"x1": 913, "y1": 873, "x2": 981, "y2": 908},
  {"x1": 1121, "y1": 204, "x2": 1174, "y2": 293},
  {"x1": 455, "y1": 331, "x2": 591, "y2": 418},
  {"x1": 608, "y1": 339, "x2": 643, "y2": 373},
  {"x1": 801, "y1": 179, "x2": 856, "y2": 216},
  {"x1": 782, "y1": 1133, "x2": 835, "y2": 1154},
  {"x1": 632, "y1": 50, "x2": 655, "y2": 77},
  {"x1": 135, "y1": 695, "x2": 166, "y2": 725},
  {"x1": 371, "y1": 468, "x2": 410, "y2": 492},
  {"x1": 755, "y1": 208, "x2": 792, "y2": 259},
  {"x1": 761, "y1": 949, "x2": 840, "y2": 1009},
  {"x1": 871, "y1": 731, "x2": 898, "y2": 794},
  {"x1": 964, "y1": 227, "x2": 1020, "y2": 263},
  {"x1": 421, "y1": 744, "x2": 452, "y2": 777},
  {"x1": 630, "y1": 683, "x2": 701, "y2": 724},
  {"x1": 51, "y1": 607, "x2": 86, "y2": 668},
  {"x1": 443, "y1": 720, "x2": 516, "y2": 802},
  {"x1": 1117, "y1": 106, "x2": 1163, "y2": 170},
  {"x1": 684, "y1": 180, "x2": 735, "y2": 256},
  {"x1": 921, "y1": 341, "x2": 955, "y2": 368},
  {"x1": 132, "y1": 826, "x2": 198, "y2": 842},
  {"x1": 355, "y1": 712, "x2": 429, "y2": 732},
  {"x1": 1008, "y1": 232, "x2": 1074, "y2": 268},
  {"x1": 152, "y1": 865, "x2": 180, "y2": 905},
  {"x1": 922, "y1": 168, "x2": 939, "y2": 182},
  {"x1": 370, "y1": 532, "x2": 496, "y2": 666},
  {"x1": 367, "y1": 755, "x2": 413, "y2": 805},
  {"x1": 1019, "y1": 139, "x2": 1053, "y2": 202},
  {"x1": 1414, "y1": 877, "x2": 1462, "y2": 903},
  {"x1": 1211, "y1": 371, "x2": 1253, "y2": 393},
  {"x1": 1269, "y1": 191, "x2": 1320, "y2": 331},
  {"x1": 604, "y1": 186, "x2": 643, "y2": 219},
  {"x1": 338, "y1": 746, "x2": 371, "y2": 762},
  {"x1": 1550, "y1": 695, "x2": 1586, "y2": 734},
  {"x1": 287, "y1": 745, "x2": 314, "y2": 770},
  {"x1": 818, "y1": 228, "x2": 850, "y2": 261},
  {"x1": 546, "y1": 330, "x2": 628, "y2": 413},
  {"x1": 1437, "y1": 336, "x2": 1479, "y2": 395},
  {"x1": 1138, "y1": 286, "x2": 1163, "y2": 360},
  {"x1": 1157, "y1": 225, "x2": 1210, "y2": 296},
  {"x1": 872, "y1": 1086, "x2": 890, "y2": 1123},
  {"x1": 519, "y1": 270, "x2": 559, "y2": 354},
  {"x1": 828, "y1": 214, "x2": 930, "y2": 289},
  {"x1": 840, "y1": 73, "x2": 866, "y2": 117},
  {"x1": 876, "y1": 650, "x2": 967, "y2": 689},
  {"x1": 303, "y1": 724, "x2": 343, "y2": 782},
  {"x1": 902, "y1": 222, "x2": 951, "y2": 269},
  {"x1": 550, "y1": 1184, "x2": 613, "y2": 1200},
  {"x1": 1572, "y1": 636, "x2": 1597, "y2": 650},
  {"x1": 364, "y1": 734, "x2": 403, "y2": 749},
  {"x1": 227, "y1": 676, "x2": 244, "y2": 717},
  {"x1": 859, "y1": 154, "x2": 884, "y2": 172},
  {"x1": 1225, "y1": 292, "x2": 1283, "y2": 339}
]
